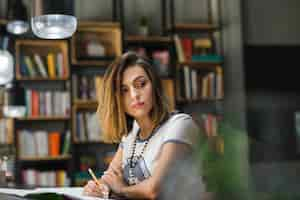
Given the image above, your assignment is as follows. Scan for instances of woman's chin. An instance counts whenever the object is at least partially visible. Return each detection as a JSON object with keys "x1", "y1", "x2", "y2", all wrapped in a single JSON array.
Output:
[{"x1": 131, "y1": 111, "x2": 148, "y2": 120}]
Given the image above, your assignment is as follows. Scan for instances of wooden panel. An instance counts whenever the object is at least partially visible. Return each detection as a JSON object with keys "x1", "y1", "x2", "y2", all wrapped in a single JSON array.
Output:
[
  {"x1": 71, "y1": 23, "x2": 122, "y2": 66},
  {"x1": 15, "y1": 39, "x2": 70, "y2": 79},
  {"x1": 125, "y1": 35, "x2": 172, "y2": 43},
  {"x1": 19, "y1": 155, "x2": 71, "y2": 161},
  {"x1": 6, "y1": 118, "x2": 14, "y2": 144},
  {"x1": 161, "y1": 79, "x2": 175, "y2": 111},
  {"x1": 170, "y1": 23, "x2": 219, "y2": 32},
  {"x1": 16, "y1": 116, "x2": 70, "y2": 121}
]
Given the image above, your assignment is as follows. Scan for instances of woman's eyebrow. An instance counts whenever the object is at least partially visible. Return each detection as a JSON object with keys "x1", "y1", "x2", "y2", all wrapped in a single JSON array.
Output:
[
  {"x1": 122, "y1": 75, "x2": 145, "y2": 86},
  {"x1": 132, "y1": 76, "x2": 146, "y2": 83}
]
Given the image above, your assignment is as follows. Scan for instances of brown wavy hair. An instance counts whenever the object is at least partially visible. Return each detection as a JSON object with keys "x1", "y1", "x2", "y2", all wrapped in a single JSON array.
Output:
[{"x1": 97, "y1": 52, "x2": 171, "y2": 143}]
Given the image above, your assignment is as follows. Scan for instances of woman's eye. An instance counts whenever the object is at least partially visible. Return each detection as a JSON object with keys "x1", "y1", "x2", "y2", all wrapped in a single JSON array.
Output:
[
  {"x1": 121, "y1": 87, "x2": 128, "y2": 94},
  {"x1": 135, "y1": 80, "x2": 146, "y2": 89}
]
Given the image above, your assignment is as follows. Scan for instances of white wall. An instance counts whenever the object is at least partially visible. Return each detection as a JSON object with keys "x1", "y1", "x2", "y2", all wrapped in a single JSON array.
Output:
[{"x1": 243, "y1": 0, "x2": 300, "y2": 45}]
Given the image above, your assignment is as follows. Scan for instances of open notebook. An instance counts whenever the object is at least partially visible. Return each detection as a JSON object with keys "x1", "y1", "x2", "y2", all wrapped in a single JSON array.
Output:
[{"x1": 0, "y1": 187, "x2": 111, "y2": 200}]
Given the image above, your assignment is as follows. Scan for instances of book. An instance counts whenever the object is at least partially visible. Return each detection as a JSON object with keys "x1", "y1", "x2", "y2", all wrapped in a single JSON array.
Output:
[
  {"x1": 24, "y1": 56, "x2": 38, "y2": 77},
  {"x1": 61, "y1": 130, "x2": 71, "y2": 155},
  {"x1": 174, "y1": 35, "x2": 192, "y2": 100},
  {"x1": 191, "y1": 54, "x2": 223, "y2": 62},
  {"x1": 48, "y1": 132, "x2": 60, "y2": 156},
  {"x1": 33, "y1": 54, "x2": 48, "y2": 77},
  {"x1": 0, "y1": 187, "x2": 109, "y2": 200},
  {"x1": 47, "y1": 53, "x2": 56, "y2": 78}
]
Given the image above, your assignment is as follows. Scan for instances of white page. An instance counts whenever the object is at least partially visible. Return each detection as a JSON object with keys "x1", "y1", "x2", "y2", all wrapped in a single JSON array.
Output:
[
  {"x1": 0, "y1": 188, "x2": 34, "y2": 196},
  {"x1": 0, "y1": 187, "x2": 111, "y2": 200}
]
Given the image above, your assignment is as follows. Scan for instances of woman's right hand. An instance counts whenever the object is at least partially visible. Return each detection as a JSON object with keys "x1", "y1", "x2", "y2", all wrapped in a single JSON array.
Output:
[{"x1": 82, "y1": 180, "x2": 109, "y2": 198}]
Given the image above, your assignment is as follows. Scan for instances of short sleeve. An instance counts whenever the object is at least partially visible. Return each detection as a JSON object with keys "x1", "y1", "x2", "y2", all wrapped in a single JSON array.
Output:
[{"x1": 162, "y1": 113, "x2": 200, "y2": 149}]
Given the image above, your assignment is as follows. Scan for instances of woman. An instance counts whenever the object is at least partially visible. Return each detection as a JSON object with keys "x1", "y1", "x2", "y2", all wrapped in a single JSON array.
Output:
[{"x1": 83, "y1": 52, "x2": 202, "y2": 199}]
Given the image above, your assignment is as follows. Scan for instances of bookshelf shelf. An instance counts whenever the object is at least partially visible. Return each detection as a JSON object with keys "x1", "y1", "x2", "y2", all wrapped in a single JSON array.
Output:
[
  {"x1": 15, "y1": 39, "x2": 70, "y2": 80},
  {"x1": 16, "y1": 116, "x2": 70, "y2": 121},
  {"x1": 18, "y1": 155, "x2": 72, "y2": 161},
  {"x1": 176, "y1": 98, "x2": 223, "y2": 104},
  {"x1": 12, "y1": 38, "x2": 72, "y2": 186},
  {"x1": 125, "y1": 35, "x2": 173, "y2": 43},
  {"x1": 71, "y1": 22, "x2": 122, "y2": 66},
  {"x1": 73, "y1": 100, "x2": 98, "y2": 107},
  {"x1": 177, "y1": 62, "x2": 223, "y2": 70},
  {"x1": 16, "y1": 77, "x2": 69, "y2": 81},
  {"x1": 73, "y1": 140, "x2": 106, "y2": 145},
  {"x1": 0, "y1": 118, "x2": 14, "y2": 144},
  {"x1": 71, "y1": 60, "x2": 114, "y2": 67},
  {"x1": 168, "y1": 23, "x2": 219, "y2": 33}
]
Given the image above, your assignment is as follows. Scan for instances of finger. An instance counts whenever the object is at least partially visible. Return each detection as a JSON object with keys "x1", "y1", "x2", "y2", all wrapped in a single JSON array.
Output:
[
  {"x1": 88, "y1": 190, "x2": 103, "y2": 197},
  {"x1": 83, "y1": 181, "x2": 95, "y2": 194},
  {"x1": 83, "y1": 186, "x2": 95, "y2": 196},
  {"x1": 86, "y1": 180, "x2": 103, "y2": 193},
  {"x1": 87, "y1": 180, "x2": 97, "y2": 188},
  {"x1": 89, "y1": 185, "x2": 105, "y2": 196}
]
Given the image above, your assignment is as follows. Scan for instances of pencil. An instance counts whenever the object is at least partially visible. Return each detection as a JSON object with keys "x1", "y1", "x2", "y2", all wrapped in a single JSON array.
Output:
[{"x1": 88, "y1": 168, "x2": 101, "y2": 186}]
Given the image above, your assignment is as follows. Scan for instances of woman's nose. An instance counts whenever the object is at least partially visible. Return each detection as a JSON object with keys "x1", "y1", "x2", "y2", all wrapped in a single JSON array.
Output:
[{"x1": 130, "y1": 87, "x2": 139, "y2": 99}]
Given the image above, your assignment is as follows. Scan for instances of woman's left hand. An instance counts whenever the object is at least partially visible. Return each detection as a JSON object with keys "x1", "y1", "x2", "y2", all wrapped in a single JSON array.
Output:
[{"x1": 101, "y1": 166, "x2": 127, "y2": 195}]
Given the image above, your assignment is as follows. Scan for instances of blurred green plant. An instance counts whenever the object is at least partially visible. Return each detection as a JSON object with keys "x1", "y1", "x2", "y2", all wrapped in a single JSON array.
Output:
[{"x1": 194, "y1": 120, "x2": 252, "y2": 200}]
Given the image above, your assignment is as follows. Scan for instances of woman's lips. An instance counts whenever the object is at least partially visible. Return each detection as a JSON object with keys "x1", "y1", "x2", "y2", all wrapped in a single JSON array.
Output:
[{"x1": 132, "y1": 102, "x2": 144, "y2": 109}]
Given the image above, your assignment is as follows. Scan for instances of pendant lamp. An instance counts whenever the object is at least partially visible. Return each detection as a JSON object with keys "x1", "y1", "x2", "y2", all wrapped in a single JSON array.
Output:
[
  {"x1": 6, "y1": 0, "x2": 29, "y2": 35},
  {"x1": 0, "y1": 37, "x2": 13, "y2": 86},
  {"x1": 31, "y1": 0, "x2": 77, "y2": 39}
]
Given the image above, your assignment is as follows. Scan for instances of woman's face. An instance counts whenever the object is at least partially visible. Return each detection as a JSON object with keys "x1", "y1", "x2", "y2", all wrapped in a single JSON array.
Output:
[{"x1": 121, "y1": 65, "x2": 153, "y2": 120}]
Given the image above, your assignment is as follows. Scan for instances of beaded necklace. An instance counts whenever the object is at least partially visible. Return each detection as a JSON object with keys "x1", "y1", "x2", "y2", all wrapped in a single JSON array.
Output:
[
  {"x1": 128, "y1": 125, "x2": 160, "y2": 185},
  {"x1": 127, "y1": 111, "x2": 178, "y2": 185}
]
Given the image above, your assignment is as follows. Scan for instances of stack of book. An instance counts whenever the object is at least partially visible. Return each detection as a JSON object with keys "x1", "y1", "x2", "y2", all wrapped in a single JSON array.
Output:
[
  {"x1": 24, "y1": 89, "x2": 70, "y2": 117},
  {"x1": 20, "y1": 53, "x2": 68, "y2": 78},
  {"x1": 18, "y1": 130, "x2": 71, "y2": 158}
]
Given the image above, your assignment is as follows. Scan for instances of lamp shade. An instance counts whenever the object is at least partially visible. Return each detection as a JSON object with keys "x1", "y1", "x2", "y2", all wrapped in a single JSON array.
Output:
[
  {"x1": 31, "y1": 14, "x2": 77, "y2": 39},
  {"x1": 0, "y1": 50, "x2": 14, "y2": 85},
  {"x1": 6, "y1": 0, "x2": 29, "y2": 35}
]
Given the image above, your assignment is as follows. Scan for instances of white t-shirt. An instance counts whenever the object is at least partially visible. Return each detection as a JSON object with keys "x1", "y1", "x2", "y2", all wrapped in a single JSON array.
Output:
[{"x1": 119, "y1": 112, "x2": 200, "y2": 185}]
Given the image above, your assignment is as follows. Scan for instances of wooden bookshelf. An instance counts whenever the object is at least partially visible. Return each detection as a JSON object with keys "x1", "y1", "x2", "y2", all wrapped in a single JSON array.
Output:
[
  {"x1": 177, "y1": 62, "x2": 223, "y2": 70},
  {"x1": 168, "y1": 23, "x2": 219, "y2": 32},
  {"x1": 73, "y1": 140, "x2": 106, "y2": 145},
  {"x1": 19, "y1": 155, "x2": 72, "y2": 161},
  {"x1": 16, "y1": 116, "x2": 70, "y2": 121},
  {"x1": 12, "y1": 38, "x2": 72, "y2": 186},
  {"x1": 15, "y1": 39, "x2": 70, "y2": 80},
  {"x1": 16, "y1": 77, "x2": 69, "y2": 81},
  {"x1": 73, "y1": 100, "x2": 98, "y2": 107},
  {"x1": 176, "y1": 98, "x2": 222, "y2": 104},
  {"x1": 71, "y1": 22, "x2": 122, "y2": 66},
  {"x1": 77, "y1": 21, "x2": 119, "y2": 28},
  {"x1": 72, "y1": 104, "x2": 98, "y2": 143},
  {"x1": 161, "y1": 79, "x2": 176, "y2": 110},
  {"x1": 125, "y1": 35, "x2": 173, "y2": 43},
  {"x1": 0, "y1": 118, "x2": 14, "y2": 144}
]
